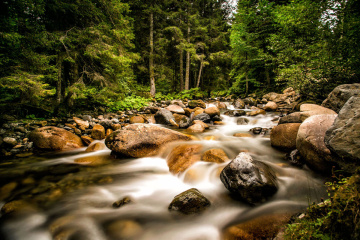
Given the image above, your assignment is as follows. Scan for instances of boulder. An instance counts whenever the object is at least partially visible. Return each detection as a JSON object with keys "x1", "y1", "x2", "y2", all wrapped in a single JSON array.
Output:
[
  {"x1": 202, "y1": 149, "x2": 229, "y2": 163},
  {"x1": 223, "y1": 214, "x2": 291, "y2": 240},
  {"x1": 91, "y1": 124, "x2": 106, "y2": 140},
  {"x1": 193, "y1": 113, "x2": 211, "y2": 123},
  {"x1": 243, "y1": 97, "x2": 257, "y2": 106},
  {"x1": 29, "y1": 127, "x2": 84, "y2": 151},
  {"x1": 270, "y1": 123, "x2": 301, "y2": 151},
  {"x1": 81, "y1": 136, "x2": 94, "y2": 146},
  {"x1": 154, "y1": 109, "x2": 176, "y2": 125},
  {"x1": 105, "y1": 124, "x2": 191, "y2": 158},
  {"x1": 188, "y1": 100, "x2": 206, "y2": 109},
  {"x1": 167, "y1": 144, "x2": 202, "y2": 174},
  {"x1": 166, "y1": 104, "x2": 185, "y2": 114},
  {"x1": 216, "y1": 101, "x2": 228, "y2": 109},
  {"x1": 234, "y1": 99, "x2": 245, "y2": 109},
  {"x1": 237, "y1": 118, "x2": 249, "y2": 125},
  {"x1": 173, "y1": 113, "x2": 191, "y2": 128},
  {"x1": 325, "y1": 97, "x2": 360, "y2": 170},
  {"x1": 322, "y1": 83, "x2": 360, "y2": 113},
  {"x1": 204, "y1": 106, "x2": 220, "y2": 117},
  {"x1": 187, "y1": 124, "x2": 205, "y2": 133},
  {"x1": 247, "y1": 109, "x2": 266, "y2": 116},
  {"x1": 73, "y1": 117, "x2": 89, "y2": 131},
  {"x1": 129, "y1": 116, "x2": 145, "y2": 124},
  {"x1": 299, "y1": 104, "x2": 336, "y2": 121},
  {"x1": 220, "y1": 152, "x2": 278, "y2": 204},
  {"x1": 296, "y1": 114, "x2": 338, "y2": 173},
  {"x1": 168, "y1": 188, "x2": 211, "y2": 215},
  {"x1": 279, "y1": 112, "x2": 302, "y2": 124},
  {"x1": 264, "y1": 101, "x2": 278, "y2": 111}
]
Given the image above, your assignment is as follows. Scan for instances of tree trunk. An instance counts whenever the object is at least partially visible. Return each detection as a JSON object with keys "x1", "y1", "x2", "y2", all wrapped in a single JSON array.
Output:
[
  {"x1": 149, "y1": 10, "x2": 156, "y2": 97},
  {"x1": 196, "y1": 61, "x2": 203, "y2": 88},
  {"x1": 180, "y1": 49, "x2": 184, "y2": 91},
  {"x1": 185, "y1": 15, "x2": 190, "y2": 90},
  {"x1": 56, "y1": 54, "x2": 63, "y2": 104}
]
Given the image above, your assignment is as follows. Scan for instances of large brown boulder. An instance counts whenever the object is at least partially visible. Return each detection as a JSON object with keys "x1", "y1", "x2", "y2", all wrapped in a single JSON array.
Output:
[
  {"x1": 322, "y1": 83, "x2": 360, "y2": 113},
  {"x1": 105, "y1": 124, "x2": 191, "y2": 158},
  {"x1": 270, "y1": 123, "x2": 301, "y2": 151},
  {"x1": 296, "y1": 114, "x2": 338, "y2": 173},
  {"x1": 325, "y1": 97, "x2": 360, "y2": 171},
  {"x1": 167, "y1": 144, "x2": 202, "y2": 174},
  {"x1": 204, "y1": 106, "x2": 220, "y2": 117},
  {"x1": 29, "y1": 127, "x2": 84, "y2": 151},
  {"x1": 91, "y1": 124, "x2": 106, "y2": 140}
]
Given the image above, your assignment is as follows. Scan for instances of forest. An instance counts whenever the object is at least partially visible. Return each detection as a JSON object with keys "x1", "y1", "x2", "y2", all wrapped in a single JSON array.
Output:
[{"x1": 1, "y1": 0, "x2": 359, "y2": 116}]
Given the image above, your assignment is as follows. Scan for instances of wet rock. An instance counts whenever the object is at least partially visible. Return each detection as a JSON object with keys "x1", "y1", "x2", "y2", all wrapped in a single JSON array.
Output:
[
  {"x1": 194, "y1": 108, "x2": 204, "y2": 116},
  {"x1": 29, "y1": 127, "x2": 84, "y2": 150},
  {"x1": 285, "y1": 149, "x2": 305, "y2": 167},
  {"x1": 187, "y1": 123, "x2": 205, "y2": 133},
  {"x1": 322, "y1": 83, "x2": 360, "y2": 113},
  {"x1": 234, "y1": 99, "x2": 245, "y2": 109},
  {"x1": 270, "y1": 123, "x2": 301, "y2": 151},
  {"x1": 325, "y1": 97, "x2": 360, "y2": 172},
  {"x1": 105, "y1": 124, "x2": 191, "y2": 158},
  {"x1": 81, "y1": 136, "x2": 94, "y2": 146},
  {"x1": 171, "y1": 100, "x2": 186, "y2": 108},
  {"x1": 0, "y1": 182, "x2": 18, "y2": 201},
  {"x1": 3, "y1": 137, "x2": 17, "y2": 147},
  {"x1": 188, "y1": 100, "x2": 206, "y2": 109},
  {"x1": 202, "y1": 149, "x2": 229, "y2": 163},
  {"x1": 91, "y1": 124, "x2": 106, "y2": 140},
  {"x1": 1, "y1": 200, "x2": 35, "y2": 216},
  {"x1": 154, "y1": 108, "x2": 176, "y2": 125},
  {"x1": 193, "y1": 113, "x2": 211, "y2": 123},
  {"x1": 74, "y1": 155, "x2": 109, "y2": 166},
  {"x1": 167, "y1": 144, "x2": 202, "y2": 174},
  {"x1": 173, "y1": 113, "x2": 191, "y2": 128},
  {"x1": 264, "y1": 101, "x2": 278, "y2": 111},
  {"x1": 106, "y1": 220, "x2": 143, "y2": 239},
  {"x1": 296, "y1": 114, "x2": 338, "y2": 173},
  {"x1": 204, "y1": 106, "x2": 220, "y2": 117},
  {"x1": 224, "y1": 110, "x2": 246, "y2": 117},
  {"x1": 73, "y1": 117, "x2": 89, "y2": 131},
  {"x1": 166, "y1": 104, "x2": 185, "y2": 114},
  {"x1": 216, "y1": 101, "x2": 227, "y2": 109},
  {"x1": 85, "y1": 142, "x2": 106, "y2": 152},
  {"x1": 192, "y1": 120, "x2": 209, "y2": 129},
  {"x1": 112, "y1": 196, "x2": 132, "y2": 208},
  {"x1": 214, "y1": 121, "x2": 225, "y2": 125},
  {"x1": 223, "y1": 214, "x2": 291, "y2": 240},
  {"x1": 82, "y1": 115, "x2": 92, "y2": 122},
  {"x1": 237, "y1": 117, "x2": 249, "y2": 125},
  {"x1": 168, "y1": 188, "x2": 211, "y2": 215},
  {"x1": 233, "y1": 133, "x2": 253, "y2": 138},
  {"x1": 220, "y1": 152, "x2": 278, "y2": 204},
  {"x1": 279, "y1": 112, "x2": 302, "y2": 124},
  {"x1": 249, "y1": 127, "x2": 264, "y2": 135},
  {"x1": 129, "y1": 115, "x2": 145, "y2": 124},
  {"x1": 247, "y1": 108, "x2": 266, "y2": 116},
  {"x1": 212, "y1": 115, "x2": 222, "y2": 121},
  {"x1": 112, "y1": 123, "x2": 122, "y2": 130},
  {"x1": 106, "y1": 128, "x2": 113, "y2": 136},
  {"x1": 299, "y1": 104, "x2": 336, "y2": 121},
  {"x1": 243, "y1": 97, "x2": 257, "y2": 106}
]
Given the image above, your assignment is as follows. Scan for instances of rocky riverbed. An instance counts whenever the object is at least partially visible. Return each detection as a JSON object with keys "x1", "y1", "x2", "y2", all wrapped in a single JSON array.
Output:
[{"x1": 0, "y1": 84, "x2": 359, "y2": 239}]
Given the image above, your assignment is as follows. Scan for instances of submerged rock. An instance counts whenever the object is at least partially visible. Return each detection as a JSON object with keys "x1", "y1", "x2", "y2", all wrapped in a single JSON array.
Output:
[
  {"x1": 168, "y1": 188, "x2": 211, "y2": 215},
  {"x1": 220, "y1": 152, "x2": 278, "y2": 204},
  {"x1": 105, "y1": 124, "x2": 191, "y2": 158},
  {"x1": 112, "y1": 196, "x2": 132, "y2": 208},
  {"x1": 167, "y1": 144, "x2": 202, "y2": 174},
  {"x1": 202, "y1": 149, "x2": 229, "y2": 163},
  {"x1": 29, "y1": 126, "x2": 84, "y2": 151}
]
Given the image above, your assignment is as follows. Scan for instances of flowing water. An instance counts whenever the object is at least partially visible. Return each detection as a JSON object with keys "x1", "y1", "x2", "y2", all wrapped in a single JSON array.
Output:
[{"x1": 0, "y1": 106, "x2": 327, "y2": 240}]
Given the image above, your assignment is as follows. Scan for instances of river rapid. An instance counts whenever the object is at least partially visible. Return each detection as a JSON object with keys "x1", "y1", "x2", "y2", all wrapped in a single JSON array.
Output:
[{"x1": 0, "y1": 105, "x2": 327, "y2": 240}]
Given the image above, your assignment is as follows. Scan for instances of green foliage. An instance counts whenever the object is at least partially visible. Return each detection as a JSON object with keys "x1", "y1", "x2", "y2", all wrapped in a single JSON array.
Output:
[
  {"x1": 108, "y1": 95, "x2": 150, "y2": 112},
  {"x1": 285, "y1": 173, "x2": 360, "y2": 240}
]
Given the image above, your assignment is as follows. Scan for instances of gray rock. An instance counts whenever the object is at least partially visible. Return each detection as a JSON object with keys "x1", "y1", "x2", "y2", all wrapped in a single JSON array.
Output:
[
  {"x1": 279, "y1": 112, "x2": 302, "y2": 124},
  {"x1": 168, "y1": 188, "x2": 211, "y2": 214},
  {"x1": 220, "y1": 152, "x2": 278, "y2": 204},
  {"x1": 325, "y1": 97, "x2": 360, "y2": 171},
  {"x1": 234, "y1": 99, "x2": 245, "y2": 109},
  {"x1": 237, "y1": 117, "x2": 249, "y2": 125},
  {"x1": 322, "y1": 83, "x2": 360, "y2": 113},
  {"x1": 193, "y1": 113, "x2": 211, "y2": 123},
  {"x1": 154, "y1": 108, "x2": 176, "y2": 125}
]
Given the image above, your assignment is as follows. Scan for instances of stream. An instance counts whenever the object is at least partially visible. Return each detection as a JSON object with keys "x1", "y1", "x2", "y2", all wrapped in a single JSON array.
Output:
[{"x1": 0, "y1": 105, "x2": 327, "y2": 240}]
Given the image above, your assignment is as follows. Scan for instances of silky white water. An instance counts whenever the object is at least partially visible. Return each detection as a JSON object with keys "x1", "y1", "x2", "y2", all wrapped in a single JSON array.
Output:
[{"x1": 0, "y1": 108, "x2": 327, "y2": 240}]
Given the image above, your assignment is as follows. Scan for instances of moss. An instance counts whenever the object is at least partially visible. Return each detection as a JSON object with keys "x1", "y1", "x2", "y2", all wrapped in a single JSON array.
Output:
[{"x1": 285, "y1": 172, "x2": 360, "y2": 240}]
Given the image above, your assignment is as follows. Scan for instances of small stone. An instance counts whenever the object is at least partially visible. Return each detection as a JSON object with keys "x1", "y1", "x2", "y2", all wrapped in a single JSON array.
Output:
[
  {"x1": 168, "y1": 188, "x2": 211, "y2": 215},
  {"x1": 112, "y1": 196, "x2": 132, "y2": 208}
]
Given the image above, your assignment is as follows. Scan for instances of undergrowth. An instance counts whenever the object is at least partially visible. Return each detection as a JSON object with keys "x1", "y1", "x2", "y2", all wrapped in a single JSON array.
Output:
[{"x1": 284, "y1": 169, "x2": 360, "y2": 240}]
